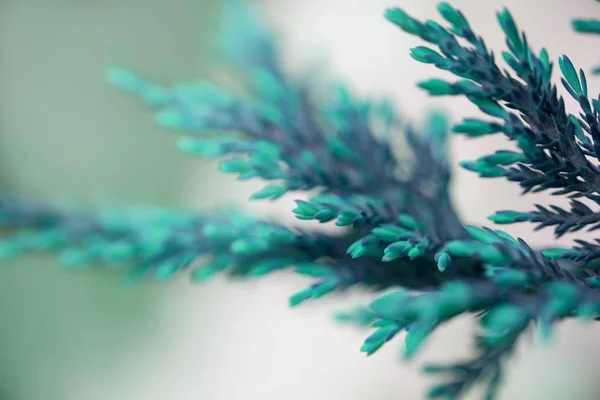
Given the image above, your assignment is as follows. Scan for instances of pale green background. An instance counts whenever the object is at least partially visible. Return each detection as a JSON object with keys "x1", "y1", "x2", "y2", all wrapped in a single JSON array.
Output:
[{"x1": 0, "y1": 1, "x2": 219, "y2": 399}]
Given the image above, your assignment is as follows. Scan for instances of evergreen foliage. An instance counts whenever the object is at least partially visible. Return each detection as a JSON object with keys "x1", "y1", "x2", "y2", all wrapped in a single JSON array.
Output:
[{"x1": 2, "y1": 1, "x2": 600, "y2": 398}]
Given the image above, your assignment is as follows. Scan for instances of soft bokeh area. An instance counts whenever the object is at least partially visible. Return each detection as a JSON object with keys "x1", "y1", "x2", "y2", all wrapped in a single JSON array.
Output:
[{"x1": 1, "y1": 0, "x2": 600, "y2": 399}]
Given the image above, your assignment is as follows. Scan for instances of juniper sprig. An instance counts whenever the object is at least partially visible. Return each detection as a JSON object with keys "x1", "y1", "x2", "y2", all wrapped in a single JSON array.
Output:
[{"x1": 2, "y1": 0, "x2": 600, "y2": 398}]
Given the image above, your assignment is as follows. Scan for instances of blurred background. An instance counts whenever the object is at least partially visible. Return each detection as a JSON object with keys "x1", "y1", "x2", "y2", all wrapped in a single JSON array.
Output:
[{"x1": 1, "y1": 0, "x2": 600, "y2": 399}]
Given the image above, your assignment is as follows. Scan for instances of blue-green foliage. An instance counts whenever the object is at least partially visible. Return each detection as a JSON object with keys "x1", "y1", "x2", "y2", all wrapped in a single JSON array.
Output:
[
  {"x1": 2, "y1": 0, "x2": 600, "y2": 399},
  {"x1": 572, "y1": 16, "x2": 600, "y2": 74}
]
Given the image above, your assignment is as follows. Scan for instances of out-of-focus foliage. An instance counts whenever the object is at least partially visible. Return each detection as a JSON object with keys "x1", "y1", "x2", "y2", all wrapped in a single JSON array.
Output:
[{"x1": 0, "y1": 1, "x2": 220, "y2": 399}]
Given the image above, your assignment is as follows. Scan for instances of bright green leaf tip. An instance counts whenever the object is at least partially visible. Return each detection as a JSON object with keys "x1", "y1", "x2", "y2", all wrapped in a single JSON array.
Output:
[
  {"x1": 106, "y1": 67, "x2": 140, "y2": 91},
  {"x1": 542, "y1": 248, "x2": 570, "y2": 260},
  {"x1": 360, "y1": 342, "x2": 382, "y2": 356},
  {"x1": 444, "y1": 241, "x2": 477, "y2": 258},
  {"x1": 369, "y1": 291, "x2": 406, "y2": 320},
  {"x1": 289, "y1": 290, "x2": 312, "y2": 307},
  {"x1": 219, "y1": 159, "x2": 252, "y2": 174},
  {"x1": 384, "y1": 8, "x2": 406, "y2": 24},
  {"x1": 334, "y1": 307, "x2": 376, "y2": 327},
  {"x1": 577, "y1": 303, "x2": 598, "y2": 321},
  {"x1": 418, "y1": 79, "x2": 455, "y2": 96},
  {"x1": 410, "y1": 46, "x2": 443, "y2": 64},
  {"x1": 397, "y1": 214, "x2": 421, "y2": 230},
  {"x1": 292, "y1": 200, "x2": 321, "y2": 218},
  {"x1": 408, "y1": 246, "x2": 424, "y2": 260},
  {"x1": 559, "y1": 55, "x2": 583, "y2": 95},
  {"x1": 350, "y1": 245, "x2": 367, "y2": 259},
  {"x1": 59, "y1": 248, "x2": 90, "y2": 268},
  {"x1": 0, "y1": 242, "x2": 21, "y2": 260},
  {"x1": 435, "y1": 252, "x2": 451, "y2": 272},
  {"x1": 588, "y1": 277, "x2": 600, "y2": 288},
  {"x1": 177, "y1": 137, "x2": 222, "y2": 158},
  {"x1": 230, "y1": 238, "x2": 267, "y2": 255},
  {"x1": 250, "y1": 184, "x2": 287, "y2": 200},
  {"x1": 404, "y1": 328, "x2": 429, "y2": 360},
  {"x1": 437, "y1": 2, "x2": 465, "y2": 29},
  {"x1": 452, "y1": 119, "x2": 500, "y2": 136},
  {"x1": 488, "y1": 210, "x2": 530, "y2": 224},
  {"x1": 156, "y1": 109, "x2": 184, "y2": 129},
  {"x1": 295, "y1": 264, "x2": 331, "y2": 278},
  {"x1": 192, "y1": 267, "x2": 216, "y2": 283},
  {"x1": 384, "y1": 8, "x2": 423, "y2": 36},
  {"x1": 155, "y1": 263, "x2": 179, "y2": 281},
  {"x1": 572, "y1": 19, "x2": 600, "y2": 34},
  {"x1": 102, "y1": 242, "x2": 136, "y2": 262}
]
